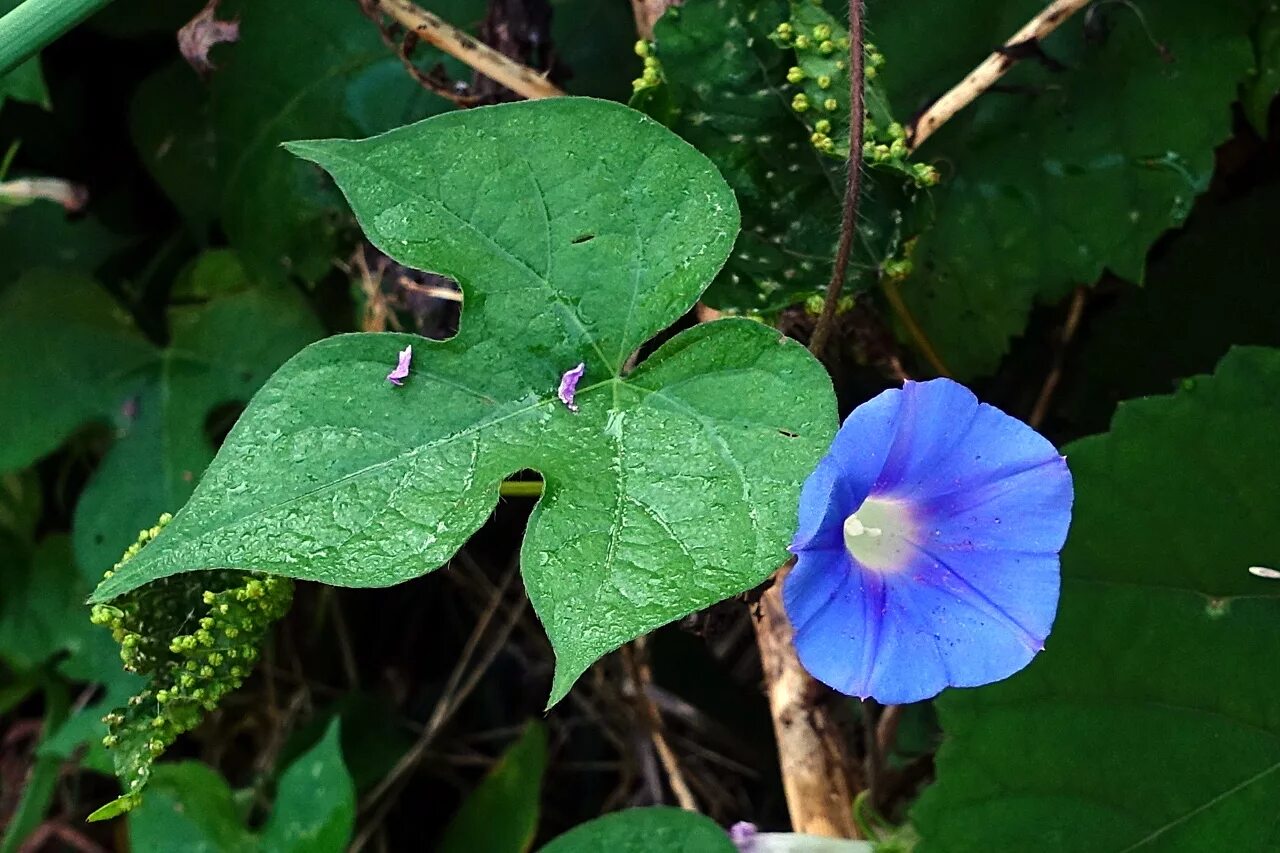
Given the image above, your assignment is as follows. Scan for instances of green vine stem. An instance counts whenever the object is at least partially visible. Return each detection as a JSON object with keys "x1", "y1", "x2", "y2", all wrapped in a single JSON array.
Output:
[{"x1": 0, "y1": 0, "x2": 117, "y2": 78}]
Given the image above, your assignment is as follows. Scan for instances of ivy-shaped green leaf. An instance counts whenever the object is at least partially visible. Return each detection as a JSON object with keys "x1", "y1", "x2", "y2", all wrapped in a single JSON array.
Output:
[
  {"x1": 92, "y1": 97, "x2": 836, "y2": 705},
  {"x1": 914, "y1": 347, "x2": 1280, "y2": 851},
  {"x1": 870, "y1": 0, "x2": 1270, "y2": 376}
]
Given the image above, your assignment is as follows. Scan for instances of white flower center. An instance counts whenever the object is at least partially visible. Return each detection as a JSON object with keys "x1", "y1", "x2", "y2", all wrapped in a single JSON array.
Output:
[{"x1": 843, "y1": 497, "x2": 916, "y2": 573}]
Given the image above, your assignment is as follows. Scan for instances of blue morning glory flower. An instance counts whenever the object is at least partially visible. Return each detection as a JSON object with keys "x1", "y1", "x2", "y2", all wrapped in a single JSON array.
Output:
[{"x1": 785, "y1": 378, "x2": 1073, "y2": 704}]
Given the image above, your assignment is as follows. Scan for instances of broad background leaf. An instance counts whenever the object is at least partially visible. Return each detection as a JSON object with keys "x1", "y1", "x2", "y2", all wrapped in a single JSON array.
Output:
[
  {"x1": 0, "y1": 269, "x2": 322, "y2": 574},
  {"x1": 211, "y1": 0, "x2": 484, "y2": 283},
  {"x1": 93, "y1": 98, "x2": 837, "y2": 705},
  {"x1": 914, "y1": 347, "x2": 1280, "y2": 851},
  {"x1": 870, "y1": 0, "x2": 1269, "y2": 376},
  {"x1": 1060, "y1": 183, "x2": 1280, "y2": 434},
  {"x1": 128, "y1": 718, "x2": 354, "y2": 853}
]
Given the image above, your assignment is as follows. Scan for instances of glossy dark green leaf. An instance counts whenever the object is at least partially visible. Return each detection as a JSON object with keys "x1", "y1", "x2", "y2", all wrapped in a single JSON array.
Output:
[
  {"x1": 439, "y1": 723, "x2": 548, "y2": 853},
  {"x1": 914, "y1": 347, "x2": 1280, "y2": 852},
  {"x1": 93, "y1": 98, "x2": 837, "y2": 706},
  {"x1": 261, "y1": 719, "x2": 356, "y2": 853},
  {"x1": 1244, "y1": 4, "x2": 1280, "y2": 130},
  {"x1": 870, "y1": 0, "x2": 1269, "y2": 376},
  {"x1": 540, "y1": 807, "x2": 734, "y2": 853},
  {"x1": 127, "y1": 763, "x2": 255, "y2": 852},
  {"x1": 1060, "y1": 184, "x2": 1280, "y2": 434},
  {"x1": 130, "y1": 63, "x2": 219, "y2": 236},
  {"x1": 128, "y1": 718, "x2": 353, "y2": 852},
  {"x1": 0, "y1": 200, "x2": 131, "y2": 288}
]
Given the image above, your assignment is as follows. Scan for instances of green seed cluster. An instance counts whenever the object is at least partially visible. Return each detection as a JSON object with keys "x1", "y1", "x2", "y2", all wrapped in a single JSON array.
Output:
[
  {"x1": 771, "y1": 3, "x2": 939, "y2": 190},
  {"x1": 87, "y1": 514, "x2": 293, "y2": 818},
  {"x1": 632, "y1": 40, "x2": 663, "y2": 93}
]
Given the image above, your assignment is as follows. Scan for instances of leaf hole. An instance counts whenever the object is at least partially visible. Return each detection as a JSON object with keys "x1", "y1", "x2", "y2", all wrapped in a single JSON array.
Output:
[
  {"x1": 777, "y1": 429, "x2": 799, "y2": 438},
  {"x1": 570, "y1": 234, "x2": 596, "y2": 245},
  {"x1": 204, "y1": 402, "x2": 246, "y2": 449}
]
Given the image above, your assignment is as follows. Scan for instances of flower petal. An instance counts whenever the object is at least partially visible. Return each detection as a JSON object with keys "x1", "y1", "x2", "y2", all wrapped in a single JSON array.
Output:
[
  {"x1": 386, "y1": 344, "x2": 412, "y2": 386},
  {"x1": 923, "y1": 455, "x2": 1073, "y2": 554},
  {"x1": 827, "y1": 385, "x2": 904, "y2": 494},
  {"x1": 790, "y1": 458, "x2": 845, "y2": 552},
  {"x1": 558, "y1": 362, "x2": 585, "y2": 412},
  {"x1": 792, "y1": 387, "x2": 902, "y2": 552},
  {"x1": 873, "y1": 379, "x2": 982, "y2": 497},
  {"x1": 865, "y1": 552, "x2": 1055, "y2": 702},
  {"x1": 786, "y1": 548, "x2": 886, "y2": 697}
]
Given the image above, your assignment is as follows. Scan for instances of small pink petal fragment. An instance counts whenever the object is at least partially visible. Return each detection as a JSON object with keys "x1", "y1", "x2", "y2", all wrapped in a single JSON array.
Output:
[
  {"x1": 729, "y1": 822, "x2": 758, "y2": 851},
  {"x1": 387, "y1": 345, "x2": 412, "y2": 386},
  {"x1": 178, "y1": 0, "x2": 240, "y2": 79},
  {"x1": 558, "y1": 362, "x2": 585, "y2": 412}
]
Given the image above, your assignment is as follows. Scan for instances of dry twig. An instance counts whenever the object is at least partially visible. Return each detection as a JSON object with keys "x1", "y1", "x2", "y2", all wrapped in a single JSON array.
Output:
[
  {"x1": 621, "y1": 638, "x2": 699, "y2": 811},
  {"x1": 908, "y1": 0, "x2": 1093, "y2": 150},
  {"x1": 1029, "y1": 285, "x2": 1088, "y2": 428},
  {"x1": 351, "y1": 563, "x2": 527, "y2": 852},
  {"x1": 370, "y1": 0, "x2": 563, "y2": 100},
  {"x1": 752, "y1": 564, "x2": 860, "y2": 837}
]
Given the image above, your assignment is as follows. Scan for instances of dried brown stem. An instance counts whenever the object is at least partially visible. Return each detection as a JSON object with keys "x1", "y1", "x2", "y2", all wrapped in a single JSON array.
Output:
[
  {"x1": 745, "y1": 1, "x2": 867, "y2": 838},
  {"x1": 752, "y1": 564, "x2": 860, "y2": 838},
  {"x1": 631, "y1": 0, "x2": 680, "y2": 40},
  {"x1": 372, "y1": 0, "x2": 563, "y2": 100},
  {"x1": 806, "y1": 0, "x2": 867, "y2": 362},
  {"x1": 0, "y1": 178, "x2": 87, "y2": 212},
  {"x1": 1028, "y1": 285, "x2": 1087, "y2": 429},
  {"x1": 351, "y1": 563, "x2": 526, "y2": 852},
  {"x1": 908, "y1": 0, "x2": 1092, "y2": 150},
  {"x1": 621, "y1": 638, "x2": 699, "y2": 811}
]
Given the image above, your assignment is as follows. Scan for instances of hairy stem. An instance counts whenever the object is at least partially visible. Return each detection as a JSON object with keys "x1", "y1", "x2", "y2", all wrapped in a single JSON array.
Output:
[{"x1": 807, "y1": 0, "x2": 867, "y2": 363}]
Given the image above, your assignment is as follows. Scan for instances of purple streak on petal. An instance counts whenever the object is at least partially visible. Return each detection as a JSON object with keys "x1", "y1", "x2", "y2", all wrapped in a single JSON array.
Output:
[
  {"x1": 827, "y1": 384, "x2": 905, "y2": 497},
  {"x1": 906, "y1": 544, "x2": 1061, "y2": 650},
  {"x1": 873, "y1": 379, "x2": 982, "y2": 498},
  {"x1": 925, "y1": 457, "x2": 1073, "y2": 554},
  {"x1": 729, "y1": 822, "x2": 757, "y2": 851},
  {"x1": 864, "y1": 557, "x2": 1051, "y2": 703},
  {"x1": 386, "y1": 345, "x2": 412, "y2": 386},
  {"x1": 558, "y1": 362, "x2": 585, "y2": 412}
]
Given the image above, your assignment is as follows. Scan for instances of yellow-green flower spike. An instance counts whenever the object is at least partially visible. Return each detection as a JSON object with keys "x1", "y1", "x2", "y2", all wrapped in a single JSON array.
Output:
[
  {"x1": 787, "y1": 66, "x2": 806, "y2": 84},
  {"x1": 88, "y1": 511, "x2": 294, "y2": 822},
  {"x1": 792, "y1": 93, "x2": 810, "y2": 113},
  {"x1": 823, "y1": 98, "x2": 838, "y2": 112}
]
